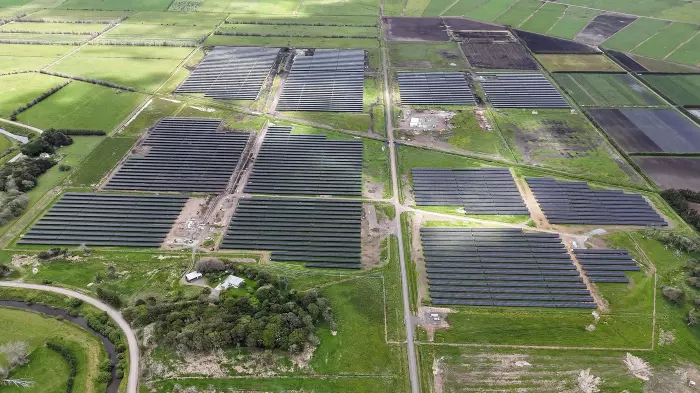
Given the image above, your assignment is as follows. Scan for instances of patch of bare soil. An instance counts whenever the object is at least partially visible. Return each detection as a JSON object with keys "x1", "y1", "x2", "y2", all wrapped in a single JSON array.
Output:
[
  {"x1": 418, "y1": 306, "x2": 453, "y2": 341},
  {"x1": 363, "y1": 178, "x2": 384, "y2": 200},
  {"x1": 397, "y1": 109, "x2": 454, "y2": 131},
  {"x1": 361, "y1": 204, "x2": 394, "y2": 269},
  {"x1": 402, "y1": 174, "x2": 415, "y2": 206},
  {"x1": 644, "y1": 364, "x2": 700, "y2": 393},
  {"x1": 411, "y1": 212, "x2": 430, "y2": 305},
  {"x1": 514, "y1": 176, "x2": 548, "y2": 229},
  {"x1": 163, "y1": 197, "x2": 209, "y2": 248},
  {"x1": 433, "y1": 356, "x2": 445, "y2": 393},
  {"x1": 474, "y1": 109, "x2": 492, "y2": 131}
]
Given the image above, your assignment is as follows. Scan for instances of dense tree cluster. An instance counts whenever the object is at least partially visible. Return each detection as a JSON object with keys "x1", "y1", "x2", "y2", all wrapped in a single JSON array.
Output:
[
  {"x1": 96, "y1": 287, "x2": 123, "y2": 309},
  {"x1": 21, "y1": 130, "x2": 73, "y2": 157},
  {"x1": 661, "y1": 189, "x2": 700, "y2": 232},
  {"x1": 47, "y1": 129, "x2": 106, "y2": 136},
  {"x1": 123, "y1": 264, "x2": 332, "y2": 354},
  {"x1": 0, "y1": 158, "x2": 55, "y2": 226},
  {"x1": 645, "y1": 228, "x2": 700, "y2": 254},
  {"x1": 10, "y1": 81, "x2": 71, "y2": 120}
]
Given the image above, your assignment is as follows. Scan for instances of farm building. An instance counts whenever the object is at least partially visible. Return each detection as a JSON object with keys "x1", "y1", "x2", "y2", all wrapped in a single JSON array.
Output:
[{"x1": 215, "y1": 275, "x2": 245, "y2": 291}]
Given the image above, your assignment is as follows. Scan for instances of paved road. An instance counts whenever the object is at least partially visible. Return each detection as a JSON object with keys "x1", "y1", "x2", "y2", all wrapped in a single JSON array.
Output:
[
  {"x1": 0, "y1": 128, "x2": 29, "y2": 144},
  {"x1": 0, "y1": 118, "x2": 43, "y2": 134},
  {"x1": 380, "y1": 43, "x2": 421, "y2": 393},
  {"x1": 0, "y1": 281, "x2": 140, "y2": 393}
]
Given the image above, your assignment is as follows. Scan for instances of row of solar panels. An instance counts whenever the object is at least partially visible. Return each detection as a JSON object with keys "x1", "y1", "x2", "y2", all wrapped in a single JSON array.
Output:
[
  {"x1": 574, "y1": 248, "x2": 640, "y2": 283},
  {"x1": 220, "y1": 197, "x2": 363, "y2": 268},
  {"x1": 245, "y1": 126, "x2": 363, "y2": 196},
  {"x1": 105, "y1": 118, "x2": 250, "y2": 193},
  {"x1": 412, "y1": 168, "x2": 529, "y2": 215},
  {"x1": 421, "y1": 228, "x2": 597, "y2": 309}
]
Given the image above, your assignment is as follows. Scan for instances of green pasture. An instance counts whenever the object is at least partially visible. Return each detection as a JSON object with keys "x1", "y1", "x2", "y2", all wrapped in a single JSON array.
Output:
[
  {"x1": 205, "y1": 34, "x2": 378, "y2": 49},
  {"x1": 547, "y1": 6, "x2": 599, "y2": 39},
  {"x1": 57, "y1": 0, "x2": 172, "y2": 11},
  {"x1": 493, "y1": 0, "x2": 542, "y2": 27},
  {"x1": 120, "y1": 97, "x2": 182, "y2": 136},
  {"x1": 641, "y1": 74, "x2": 700, "y2": 106},
  {"x1": 17, "y1": 82, "x2": 145, "y2": 131},
  {"x1": 667, "y1": 34, "x2": 700, "y2": 67},
  {"x1": 454, "y1": 0, "x2": 517, "y2": 21},
  {"x1": 535, "y1": 54, "x2": 623, "y2": 72},
  {"x1": 97, "y1": 23, "x2": 212, "y2": 44},
  {"x1": 198, "y1": 0, "x2": 300, "y2": 14},
  {"x1": 630, "y1": 53, "x2": 700, "y2": 72},
  {"x1": 297, "y1": 0, "x2": 380, "y2": 16},
  {"x1": 554, "y1": 73, "x2": 665, "y2": 107},
  {"x1": 67, "y1": 136, "x2": 137, "y2": 186},
  {"x1": 561, "y1": 0, "x2": 700, "y2": 24},
  {"x1": 419, "y1": 0, "x2": 458, "y2": 15},
  {"x1": 518, "y1": 1, "x2": 566, "y2": 33},
  {"x1": 445, "y1": 110, "x2": 511, "y2": 157},
  {"x1": 389, "y1": 41, "x2": 466, "y2": 69},
  {"x1": 0, "y1": 133, "x2": 13, "y2": 155},
  {"x1": 601, "y1": 18, "x2": 669, "y2": 52},
  {"x1": 218, "y1": 23, "x2": 377, "y2": 37},
  {"x1": 0, "y1": 72, "x2": 65, "y2": 116},
  {"x1": 0, "y1": 32, "x2": 89, "y2": 43},
  {"x1": 0, "y1": 21, "x2": 107, "y2": 33},
  {"x1": 0, "y1": 307, "x2": 107, "y2": 393},
  {"x1": 19, "y1": 9, "x2": 130, "y2": 21},
  {"x1": 126, "y1": 10, "x2": 227, "y2": 26},
  {"x1": 225, "y1": 14, "x2": 378, "y2": 25},
  {"x1": 0, "y1": 43, "x2": 73, "y2": 57},
  {"x1": 49, "y1": 54, "x2": 187, "y2": 93},
  {"x1": 632, "y1": 22, "x2": 698, "y2": 59},
  {"x1": 74, "y1": 45, "x2": 194, "y2": 59}
]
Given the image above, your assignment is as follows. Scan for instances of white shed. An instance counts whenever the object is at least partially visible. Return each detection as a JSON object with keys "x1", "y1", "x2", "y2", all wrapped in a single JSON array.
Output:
[
  {"x1": 185, "y1": 272, "x2": 202, "y2": 282},
  {"x1": 215, "y1": 275, "x2": 245, "y2": 291}
]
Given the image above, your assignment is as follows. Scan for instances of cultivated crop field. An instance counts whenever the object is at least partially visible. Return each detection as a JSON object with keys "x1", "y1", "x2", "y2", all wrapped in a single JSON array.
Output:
[
  {"x1": 536, "y1": 54, "x2": 622, "y2": 72},
  {"x1": 554, "y1": 73, "x2": 665, "y2": 107}
]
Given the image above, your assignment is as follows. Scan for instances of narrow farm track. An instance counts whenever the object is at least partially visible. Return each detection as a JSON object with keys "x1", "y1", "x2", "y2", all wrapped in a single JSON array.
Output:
[
  {"x1": 0, "y1": 281, "x2": 140, "y2": 393},
  {"x1": 0, "y1": 118, "x2": 43, "y2": 134}
]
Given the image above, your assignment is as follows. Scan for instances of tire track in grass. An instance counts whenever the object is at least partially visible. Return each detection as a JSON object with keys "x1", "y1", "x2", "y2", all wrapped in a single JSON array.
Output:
[{"x1": 664, "y1": 29, "x2": 700, "y2": 60}]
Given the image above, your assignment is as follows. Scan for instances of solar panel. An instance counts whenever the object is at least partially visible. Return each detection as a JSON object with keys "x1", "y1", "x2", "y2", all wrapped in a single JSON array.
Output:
[
  {"x1": 527, "y1": 178, "x2": 666, "y2": 226},
  {"x1": 220, "y1": 197, "x2": 362, "y2": 269},
  {"x1": 476, "y1": 72, "x2": 569, "y2": 108},
  {"x1": 276, "y1": 49, "x2": 365, "y2": 112},
  {"x1": 244, "y1": 125, "x2": 362, "y2": 196},
  {"x1": 176, "y1": 46, "x2": 281, "y2": 100},
  {"x1": 420, "y1": 227, "x2": 596, "y2": 309},
  {"x1": 573, "y1": 248, "x2": 640, "y2": 283},
  {"x1": 105, "y1": 118, "x2": 250, "y2": 193},
  {"x1": 18, "y1": 193, "x2": 187, "y2": 247},
  {"x1": 398, "y1": 72, "x2": 476, "y2": 105},
  {"x1": 412, "y1": 168, "x2": 528, "y2": 215}
]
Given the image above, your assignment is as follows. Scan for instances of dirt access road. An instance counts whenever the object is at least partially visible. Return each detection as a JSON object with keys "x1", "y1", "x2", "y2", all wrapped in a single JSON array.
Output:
[{"x1": 0, "y1": 281, "x2": 140, "y2": 393}]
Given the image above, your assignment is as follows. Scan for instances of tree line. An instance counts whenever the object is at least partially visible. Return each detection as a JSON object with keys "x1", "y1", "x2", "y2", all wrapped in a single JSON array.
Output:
[
  {"x1": 661, "y1": 189, "x2": 700, "y2": 232},
  {"x1": 10, "y1": 81, "x2": 71, "y2": 120}
]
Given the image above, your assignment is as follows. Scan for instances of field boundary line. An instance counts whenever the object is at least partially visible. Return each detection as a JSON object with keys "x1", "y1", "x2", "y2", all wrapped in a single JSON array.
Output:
[
  {"x1": 664, "y1": 29, "x2": 700, "y2": 60},
  {"x1": 544, "y1": 2, "x2": 692, "y2": 24},
  {"x1": 516, "y1": 2, "x2": 545, "y2": 29},
  {"x1": 629, "y1": 23, "x2": 669, "y2": 52},
  {"x1": 492, "y1": 0, "x2": 523, "y2": 23},
  {"x1": 439, "y1": 0, "x2": 461, "y2": 17},
  {"x1": 416, "y1": 342, "x2": 652, "y2": 351},
  {"x1": 544, "y1": 4, "x2": 568, "y2": 35},
  {"x1": 42, "y1": 20, "x2": 123, "y2": 70}
]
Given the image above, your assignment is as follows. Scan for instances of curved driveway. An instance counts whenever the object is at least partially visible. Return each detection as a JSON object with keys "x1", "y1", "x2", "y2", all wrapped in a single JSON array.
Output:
[{"x1": 0, "y1": 281, "x2": 140, "y2": 393}]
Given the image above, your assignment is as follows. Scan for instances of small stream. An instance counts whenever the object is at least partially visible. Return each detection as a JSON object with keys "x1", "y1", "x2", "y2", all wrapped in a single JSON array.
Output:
[{"x1": 0, "y1": 301, "x2": 121, "y2": 393}]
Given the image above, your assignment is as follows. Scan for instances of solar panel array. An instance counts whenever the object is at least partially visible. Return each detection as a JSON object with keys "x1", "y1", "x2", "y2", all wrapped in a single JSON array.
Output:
[
  {"x1": 220, "y1": 197, "x2": 362, "y2": 269},
  {"x1": 276, "y1": 49, "x2": 365, "y2": 112},
  {"x1": 245, "y1": 126, "x2": 362, "y2": 196},
  {"x1": 18, "y1": 193, "x2": 187, "y2": 247},
  {"x1": 105, "y1": 118, "x2": 250, "y2": 193},
  {"x1": 573, "y1": 249, "x2": 640, "y2": 283},
  {"x1": 527, "y1": 178, "x2": 666, "y2": 226},
  {"x1": 412, "y1": 168, "x2": 529, "y2": 215},
  {"x1": 176, "y1": 46, "x2": 280, "y2": 100},
  {"x1": 477, "y1": 72, "x2": 570, "y2": 108},
  {"x1": 421, "y1": 228, "x2": 596, "y2": 308},
  {"x1": 397, "y1": 72, "x2": 476, "y2": 105}
]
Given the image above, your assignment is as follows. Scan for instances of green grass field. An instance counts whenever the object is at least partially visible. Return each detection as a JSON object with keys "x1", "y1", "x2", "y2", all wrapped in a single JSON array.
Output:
[
  {"x1": 667, "y1": 33, "x2": 700, "y2": 67},
  {"x1": 198, "y1": 0, "x2": 300, "y2": 14},
  {"x1": 601, "y1": 18, "x2": 670, "y2": 52},
  {"x1": 546, "y1": 6, "x2": 599, "y2": 39},
  {"x1": 126, "y1": 11, "x2": 227, "y2": 26},
  {"x1": 632, "y1": 22, "x2": 698, "y2": 59},
  {"x1": 218, "y1": 23, "x2": 377, "y2": 37},
  {"x1": 554, "y1": 73, "x2": 665, "y2": 107},
  {"x1": 204, "y1": 34, "x2": 378, "y2": 49},
  {"x1": 536, "y1": 54, "x2": 623, "y2": 72},
  {"x1": 97, "y1": 23, "x2": 212, "y2": 44},
  {"x1": 493, "y1": 0, "x2": 543, "y2": 27},
  {"x1": 19, "y1": 9, "x2": 129, "y2": 21},
  {"x1": 446, "y1": 111, "x2": 510, "y2": 157},
  {"x1": 297, "y1": 0, "x2": 379, "y2": 16},
  {"x1": 67, "y1": 136, "x2": 136, "y2": 186},
  {"x1": 0, "y1": 21, "x2": 107, "y2": 33},
  {"x1": 17, "y1": 82, "x2": 145, "y2": 131},
  {"x1": 640, "y1": 74, "x2": 700, "y2": 106},
  {"x1": 0, "y1": 32, "x2": 90, "y2": 43},
  {"x1": 0, "y1": 44, "x2": 73, "y2": 73},
  {"x1": 57, "y1": 0, "x2": 172, "y2": 11},
  {"x1": 0, "y1": 73, "x2": 65, "y2": 116},
  {"x1": 629, "y1": 53, "x2": 700, "y2": 72},
  {"x1": 0, "y1": 133, "x2": 13, "y2": 155},
  {"x1": 0, "y1": 307, "x2": 107, "y2": 393},
  {"x1": 518, "y1": 1, "x2": 566, "y2": 33},
  {"x1": 120, "y1": 97, "x2": 182, "y2": 136}
]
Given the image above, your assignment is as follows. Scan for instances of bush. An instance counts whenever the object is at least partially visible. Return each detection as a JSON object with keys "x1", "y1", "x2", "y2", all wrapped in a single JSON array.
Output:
[
  {"x1": 96, "y1": 287, "x2": 122, "y2": 309},
  {"x1": 59, "y1": 164, "x2": 72, "y2": 172},
  {"x1": 96, "y1": 371, "x2": 111, "y2": 383},
  {"x1": 68, "y1": 298, "x2": 83, "y2": 308},
  {"x1": 688, "y1": 308, "x2": 700, "y2": 326},
  {"x1": 662, "y1": 286, "x2": 685, "y2": 303},
  {"x1": 38, "y1": 248, "x2": 65, "y2": 260},
  {"x1": 0, "y1": 264, "x2": 10, "y2": 277},
  {"x1": 195, "y1": 257, "x2": 226, "y2": 273}
]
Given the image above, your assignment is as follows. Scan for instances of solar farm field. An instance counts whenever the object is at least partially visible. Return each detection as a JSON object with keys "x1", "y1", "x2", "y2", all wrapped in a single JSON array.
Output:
[
  {"x1": 535, "y1": 54, "x2": 623, "y2": 72},
  {"x1": 477, "y1": 73, "x2": 569, "y2": 108},
  {"x1": 639, "y1": 74, "x2": 700, "y2": 106},
  {"x1": 553, "y1": 73, "x2": 665, "y2": 107}
]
